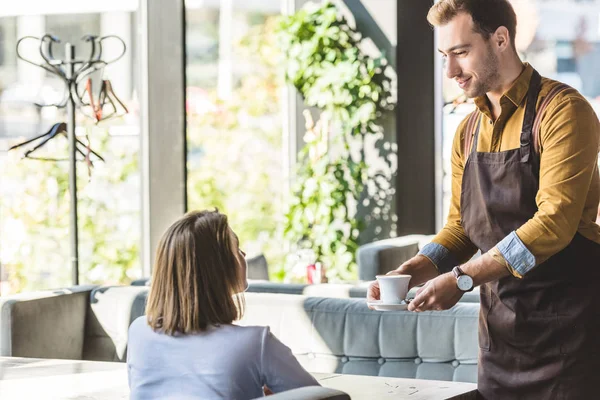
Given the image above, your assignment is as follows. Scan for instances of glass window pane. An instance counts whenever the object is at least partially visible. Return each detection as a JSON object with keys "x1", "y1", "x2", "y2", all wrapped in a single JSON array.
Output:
[
  {"x1": 185, "y1": 0, "x2": 286, "y2": 279},
  {"x1": 0, "y1": 4, "x2": 142, "y2": 294}
]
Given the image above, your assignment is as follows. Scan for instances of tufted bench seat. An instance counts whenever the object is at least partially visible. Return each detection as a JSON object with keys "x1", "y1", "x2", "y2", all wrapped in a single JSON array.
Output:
[
  {"x1": 239, "y1": 293, "x2": 479, "y2": 383},
  {"x1": 80, "y1": 286, "x2": 479, "y2": 383}
]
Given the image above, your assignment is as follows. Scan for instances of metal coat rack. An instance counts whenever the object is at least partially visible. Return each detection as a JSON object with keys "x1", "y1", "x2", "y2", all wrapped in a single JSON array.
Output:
[{"x1": 14, "y1": 34, "x2": 127, "y2": 285}]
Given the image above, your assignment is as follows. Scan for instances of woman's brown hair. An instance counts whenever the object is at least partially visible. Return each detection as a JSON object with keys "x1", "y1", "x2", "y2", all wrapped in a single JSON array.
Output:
[
  {"x1": 427, "y1": 0, "x2": 518, "y2": 50},
  {"x1": 146, "y1": 210, "x2": 245, "y2": 335}
]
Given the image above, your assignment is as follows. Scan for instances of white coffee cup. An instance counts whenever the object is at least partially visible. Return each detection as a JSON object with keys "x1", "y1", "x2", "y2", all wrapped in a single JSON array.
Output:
[{"x1": 376, "y1": 274, "x2": 411, "y2": 304}]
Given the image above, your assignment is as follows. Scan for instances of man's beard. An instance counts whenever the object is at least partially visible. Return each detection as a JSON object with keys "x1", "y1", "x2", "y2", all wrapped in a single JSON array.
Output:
[{"x1": 465, "y1": 45, "x2": 500, "y2": 98}]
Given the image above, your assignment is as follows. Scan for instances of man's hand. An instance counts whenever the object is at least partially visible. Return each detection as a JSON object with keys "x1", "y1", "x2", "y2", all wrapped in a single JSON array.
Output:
[
  {"x1": 367, "y1": 255, "x2": 439, "y2": 308},
  {"x1": 407, "y1": 272, "x2": 463, "y2": 312}
]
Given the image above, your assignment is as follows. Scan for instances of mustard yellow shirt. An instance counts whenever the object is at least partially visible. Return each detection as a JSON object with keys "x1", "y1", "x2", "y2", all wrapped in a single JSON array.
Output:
[{"x1": 428, "y1": 64, "x2": 600, "y2": 277}]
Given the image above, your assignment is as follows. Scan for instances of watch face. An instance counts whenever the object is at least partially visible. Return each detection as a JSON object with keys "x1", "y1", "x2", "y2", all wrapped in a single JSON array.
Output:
[{"x1": 457, "y1": 275, "x2": 473, "y2": 291}]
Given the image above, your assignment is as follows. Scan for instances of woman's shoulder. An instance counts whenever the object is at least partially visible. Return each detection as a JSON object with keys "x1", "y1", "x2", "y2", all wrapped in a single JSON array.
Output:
[
  {"x1": 130, "y1": 315, "x2": 148, "y2": 330},
  {"x1": 128, "y1": 319, "x2": 272, "y2": 343},
  {"x1": 223, "y1": 324, "x2": 270, "y2": 338},
  {"x1": 129, "y1": 316, "x2": 154, "y2": 339},
  {"x1": 219, "y1": 325, "x2": 274, "y2": 350}
]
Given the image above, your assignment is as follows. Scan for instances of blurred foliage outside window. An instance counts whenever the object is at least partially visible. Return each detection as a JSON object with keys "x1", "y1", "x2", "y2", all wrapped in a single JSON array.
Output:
[{"x1": 186, "y1": 6, "x2": 289, "y2": 279}]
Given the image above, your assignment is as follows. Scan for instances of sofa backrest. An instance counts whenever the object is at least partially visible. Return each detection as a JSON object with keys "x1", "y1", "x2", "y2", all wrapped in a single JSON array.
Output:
[
  {"x1": 0, "y1": 285, "x2": 96, "y2": 359},
  {"x1": 238, "y1": 293, "x2": 479, "y2": 383},
  {"x1": 357, "y1": 236, "x2": 422, "y2": 280},
  {"x1": 83, "y1": 285, "x2": 479, "y2": 383}
]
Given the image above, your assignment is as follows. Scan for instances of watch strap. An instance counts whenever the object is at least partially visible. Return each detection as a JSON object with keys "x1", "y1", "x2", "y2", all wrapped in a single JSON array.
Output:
[{"x1": 452, "y1": 266, "x2": 461, "y2": 279}]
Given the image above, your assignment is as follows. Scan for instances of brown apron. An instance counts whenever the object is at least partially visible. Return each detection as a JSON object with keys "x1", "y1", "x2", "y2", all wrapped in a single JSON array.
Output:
[{"x1": 460, "y1": 69, "x2": 600, "y2": 399}]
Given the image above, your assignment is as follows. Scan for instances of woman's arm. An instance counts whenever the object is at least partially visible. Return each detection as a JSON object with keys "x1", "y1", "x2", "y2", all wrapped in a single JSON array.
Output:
[{"x1": 260, "y1": 328, "x2": 320, "y2": 393}]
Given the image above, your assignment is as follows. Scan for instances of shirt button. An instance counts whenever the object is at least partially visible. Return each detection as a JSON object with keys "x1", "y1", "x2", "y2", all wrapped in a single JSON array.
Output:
[
  {"x1": 378, "y1": 358, "x2": 386, "y2": 365},
  {"x1": 414, "y1": 357, "x2": 422, "y2": 365},
  {"x1": 489, "y1": 119, "x2": 493, "y2": 125}
]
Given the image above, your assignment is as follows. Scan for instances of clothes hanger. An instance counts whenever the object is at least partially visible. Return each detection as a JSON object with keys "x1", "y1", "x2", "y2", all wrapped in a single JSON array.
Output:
[
  {"x1": 8, "y1": 122, "x2": 66, "y2": 152},
  {"x1": 8, "y1": 122, "x2": 104, "y2": 163},
  {"x1": 98, "y1": 80, "x2": 129, "y2": 122},
  {"x1": 85, "y1": 78, "x2": 103, "y2": 122},
  {"x1": 77, "y1": 78, "x2": 128, "y2": 123}
]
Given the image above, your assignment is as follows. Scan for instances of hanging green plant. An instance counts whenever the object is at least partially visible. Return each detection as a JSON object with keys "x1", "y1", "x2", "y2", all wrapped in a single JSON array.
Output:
[{"x1": 277, "y1": 1, "x2": 395, "y2": 281}]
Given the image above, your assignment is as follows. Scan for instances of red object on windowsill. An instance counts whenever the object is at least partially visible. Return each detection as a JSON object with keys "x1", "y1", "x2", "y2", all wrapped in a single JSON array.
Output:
[
  {"x1": 307, "y1": 264, "x2": 317, "y2": 284},
  {"x1": 306, "y1": 262, "x2": 326, "y2": 284}
]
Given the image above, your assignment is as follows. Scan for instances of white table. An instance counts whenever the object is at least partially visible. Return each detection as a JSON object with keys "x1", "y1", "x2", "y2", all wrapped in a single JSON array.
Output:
[
  {"x1": 314, "y1": 373, "x2": 477, "y2": 399},
  {"x1": 0, "y1": 357, "x2": 477, "y2": 400}
]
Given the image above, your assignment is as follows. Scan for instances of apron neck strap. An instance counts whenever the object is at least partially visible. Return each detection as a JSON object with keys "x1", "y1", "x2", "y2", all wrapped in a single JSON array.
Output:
[
  {"x1": 470, "y1": 68, "x2": 542, "y2": 159},
  {"x1": 471, "y1": 116, "x2": 482, "y2": 157},
  {"x1": 520, "y1": 69, "x2": 542, "y2": 149}
]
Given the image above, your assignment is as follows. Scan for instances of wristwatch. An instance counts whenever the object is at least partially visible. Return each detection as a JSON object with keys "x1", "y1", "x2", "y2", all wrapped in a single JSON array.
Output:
[{"x1": 453, "y1": 266, "x2": 474, "y2": 292}]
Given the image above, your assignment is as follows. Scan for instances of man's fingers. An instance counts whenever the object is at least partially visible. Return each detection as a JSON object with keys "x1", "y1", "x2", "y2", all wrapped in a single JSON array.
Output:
[
  {"x1": 367, "y1": 282, "x2": 380, "y2": 300},
  {"x1": 408, "y1": 288, "x2": 429, "y2": 312},
  {"x1": 413, "y1": 297, "x2": 435, "y2": 312},
  {"x1": 415, "y1": 284, "x2": 427, "y2": 296},
  {"x1": 367, "y1": 281, "x2": 380, "y2": 309}
]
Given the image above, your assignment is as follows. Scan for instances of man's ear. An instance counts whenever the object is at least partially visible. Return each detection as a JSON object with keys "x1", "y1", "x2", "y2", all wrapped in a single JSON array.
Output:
[{"x1": 493, "y1": 26, "x2": 511, "y2": 52}]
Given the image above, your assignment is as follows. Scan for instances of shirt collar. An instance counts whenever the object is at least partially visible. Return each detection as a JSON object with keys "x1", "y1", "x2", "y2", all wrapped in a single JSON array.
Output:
[{"x1": 474, "y1": 63, "x2": 533, "y2": 113}]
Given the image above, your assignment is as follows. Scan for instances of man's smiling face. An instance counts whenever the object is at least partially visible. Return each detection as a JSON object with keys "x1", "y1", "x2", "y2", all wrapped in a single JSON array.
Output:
[{"x1": 438, "y1": 12, "x2": 501, "y2": 98}]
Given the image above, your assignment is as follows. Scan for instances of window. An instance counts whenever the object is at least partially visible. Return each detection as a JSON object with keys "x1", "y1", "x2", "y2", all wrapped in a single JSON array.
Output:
[
  {"x1": 0, "y1": 3, "x2": 141, "y2": 294},
  {"x1": 185, "y1": 0, "x2": 288, "y2": 279}
]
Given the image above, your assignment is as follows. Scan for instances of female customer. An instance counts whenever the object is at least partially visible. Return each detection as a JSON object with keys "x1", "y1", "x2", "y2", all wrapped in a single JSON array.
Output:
[{"x1": 127, "y1": 210, "x2": 319, "y2": 399}]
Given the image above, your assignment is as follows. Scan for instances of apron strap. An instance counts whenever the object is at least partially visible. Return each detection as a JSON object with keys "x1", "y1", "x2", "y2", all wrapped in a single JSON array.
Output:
[
  {"x1": 532, "y1": 82, "x2": 572, "y2": 153},
  {"x1": 520, "y1": 70, "x2": 542, "y2": 162},
  {"x1": 470, "y1": 116, "x2": 482, "y2": 158},
  {"x1": 463, "y1": 110, "x2": 480, "y2": 159}
]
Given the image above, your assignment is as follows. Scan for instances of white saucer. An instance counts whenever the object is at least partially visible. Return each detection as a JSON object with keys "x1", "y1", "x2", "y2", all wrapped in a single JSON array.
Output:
[{"x1": 367, "y1": 300, "x2": 409, "y2": 311}]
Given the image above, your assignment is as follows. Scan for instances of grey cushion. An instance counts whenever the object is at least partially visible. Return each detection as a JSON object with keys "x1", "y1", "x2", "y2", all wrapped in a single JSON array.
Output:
[
  {"x1": 0, "y1": 285, "x2": 96, "y2": 359},
  {"x1": 357, "y1": 235, "x2": 427, "y2": 280},
  {"x1": 239, "y1": 293, "x2": 479, "y2": 383}
]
